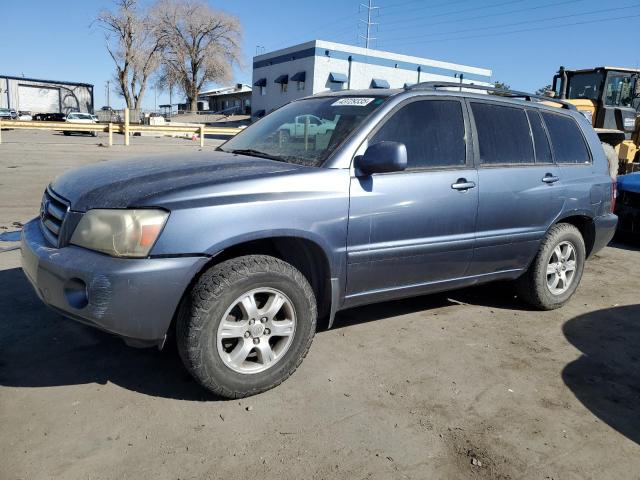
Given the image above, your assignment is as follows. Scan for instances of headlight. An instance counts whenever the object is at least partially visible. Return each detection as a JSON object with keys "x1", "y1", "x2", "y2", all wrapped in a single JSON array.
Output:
[{"x1": 70, "y1": 209, "x2": 169, "y2": 258}]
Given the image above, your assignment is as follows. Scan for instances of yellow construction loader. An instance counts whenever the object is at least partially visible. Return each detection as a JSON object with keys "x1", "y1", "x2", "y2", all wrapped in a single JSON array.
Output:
[{"x1": 552, "y1": 66, "x2": 640, "y2": 174}]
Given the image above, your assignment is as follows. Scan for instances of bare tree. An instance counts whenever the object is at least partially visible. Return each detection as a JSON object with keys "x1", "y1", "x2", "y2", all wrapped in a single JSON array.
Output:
[
  {"x1": 96, "y1": 0, "x2": 162, "y2": 109},
  {"x1": 153, "y1": 0, "x2": 241, "y2": 112}
]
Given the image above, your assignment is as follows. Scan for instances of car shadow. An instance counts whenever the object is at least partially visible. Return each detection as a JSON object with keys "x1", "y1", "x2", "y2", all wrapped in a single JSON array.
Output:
[
  {"x1": 609, "y1": 237, "x2": 640, "y2": 252},
  {"x1": 0, "y1": 267, "x2": 219, "y2": 401},
  {"x1": 1, "y1": 264, "x2": 531, "y2": 400},
  {"x1": 562, "y1": 304, "x2": 640, "y2": 445}
]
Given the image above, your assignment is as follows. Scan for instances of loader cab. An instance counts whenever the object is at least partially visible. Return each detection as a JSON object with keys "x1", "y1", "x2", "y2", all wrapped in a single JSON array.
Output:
[{"x1": 553, "y1": 66, "x2": 640, "y2": 140}]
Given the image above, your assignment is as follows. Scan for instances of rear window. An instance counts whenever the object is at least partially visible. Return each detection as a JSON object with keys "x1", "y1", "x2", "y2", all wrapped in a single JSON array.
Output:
[
  {"x1": 471, "y1": 103, "x2": 534, "y2": 165},
  {"x1": 526, "y1": 110, "x2": 553, "y2": 164},
  {"x1": 541, "y1": 112, "x2": 591, "y2": 164}
]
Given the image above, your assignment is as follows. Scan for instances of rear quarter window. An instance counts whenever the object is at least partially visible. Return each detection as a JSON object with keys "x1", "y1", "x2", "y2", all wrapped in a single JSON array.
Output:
[
  {"x1": 541, "y1": 112, "x2": 591, "y2": 164},
  {"x1": 470, "y1": 102, "x2": 535, "y2": 165}
]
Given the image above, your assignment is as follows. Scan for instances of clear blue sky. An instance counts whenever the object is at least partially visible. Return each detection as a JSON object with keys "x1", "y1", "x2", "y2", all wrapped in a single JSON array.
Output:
[{"x1": 2, "y1": 0, "x2": 639, "y2": 110}]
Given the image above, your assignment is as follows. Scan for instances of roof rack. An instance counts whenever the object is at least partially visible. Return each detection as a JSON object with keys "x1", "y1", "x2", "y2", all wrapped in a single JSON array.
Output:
[{"x1": 405, "y1": 81, "x2": 577, "y2": 110}]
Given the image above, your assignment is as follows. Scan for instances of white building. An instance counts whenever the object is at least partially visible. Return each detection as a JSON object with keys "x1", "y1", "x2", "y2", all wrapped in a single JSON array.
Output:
[{"x1": 251, "y1": 40, "x2": 492, "y2": 119}]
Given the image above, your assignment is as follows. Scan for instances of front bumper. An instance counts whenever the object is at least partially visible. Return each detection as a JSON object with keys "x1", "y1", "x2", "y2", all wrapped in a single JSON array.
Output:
[
  {"x1": 20, "y1": 219, "x2": 208, "y2": 343},
  {"x1": 591, "y1": 213, "x2": 618, "y2": 255}
]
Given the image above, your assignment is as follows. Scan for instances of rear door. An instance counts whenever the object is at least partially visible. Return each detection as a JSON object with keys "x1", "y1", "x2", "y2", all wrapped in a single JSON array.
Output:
[
  {"x1": 346, "y1": 97, "x2": 478, "y2": 303},
  {"x1": 467, "y1": 101, "x2": 565, "y2": 276}
]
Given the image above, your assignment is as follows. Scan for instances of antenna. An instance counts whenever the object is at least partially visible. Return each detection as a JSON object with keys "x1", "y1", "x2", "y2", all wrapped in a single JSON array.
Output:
[{"x1": 359, "y1": 0, "x2": 379, "y2": 48}]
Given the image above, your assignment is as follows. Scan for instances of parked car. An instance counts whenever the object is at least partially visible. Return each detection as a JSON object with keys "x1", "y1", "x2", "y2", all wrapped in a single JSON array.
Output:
[
  {"x1": 64, "y1": 112, "x2": 98, "y2": 137},
  {"x1": 0, "y1": 108, "x2": 13, "y2": 120},
  {"x1": 33, "y1": 112, "x2": 66, "y2": 122},
  {"x1": 615, "y1": 172, "x2": 640, "y2": 237},
  {"x1": 21, "y1": 84, "x2": 617, "y2": 398},
  {"x1": 18, "y1": 110, "x2": 32, "y2": 121},
  {"x1": 277, "y1": 114, "x2": 335, "y2": 140}
]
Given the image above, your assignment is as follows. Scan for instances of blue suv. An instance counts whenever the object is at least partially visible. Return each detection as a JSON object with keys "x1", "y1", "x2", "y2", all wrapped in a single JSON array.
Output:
[{"x1": 21, "y1": 83, "x2": 617, "y2": 397}]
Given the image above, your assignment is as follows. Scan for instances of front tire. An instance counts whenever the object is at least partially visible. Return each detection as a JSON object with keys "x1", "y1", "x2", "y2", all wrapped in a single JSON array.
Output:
[
  {"x1": 177, "y1": 255, "x2": 317, "y2": 398},
  {"x1": 516, "y1": 223, "x2": 586, "y2": 310}
]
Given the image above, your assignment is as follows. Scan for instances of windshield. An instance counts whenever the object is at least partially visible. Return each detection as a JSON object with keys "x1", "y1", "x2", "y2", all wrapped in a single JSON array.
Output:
[
  {"x1": 604, "y1": 72, "x2": 636, "y2": 107},
  {"x1": 566, "y1": 72, "x2": 604, "y2": 101},
  {"x1": 220, "y1": 96, "x2": 387, "y2": 167}
]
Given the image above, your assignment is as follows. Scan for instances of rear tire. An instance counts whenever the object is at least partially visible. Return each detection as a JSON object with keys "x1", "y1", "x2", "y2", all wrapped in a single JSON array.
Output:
[
  {"x1": 516, "y1": 223, "x2": 586, "y2": 310},
  {"x1": 176, "y1": 255, "x2": 317, "y2": 398}
]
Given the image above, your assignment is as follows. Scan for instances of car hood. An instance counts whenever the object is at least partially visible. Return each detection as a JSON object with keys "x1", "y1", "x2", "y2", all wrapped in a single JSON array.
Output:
[
  {"x1": 51, "y1": 151, "x2": 303, "y2": 211},
  {"x1": 618, "y1": 172, "x2": 640, "y2": 194}
]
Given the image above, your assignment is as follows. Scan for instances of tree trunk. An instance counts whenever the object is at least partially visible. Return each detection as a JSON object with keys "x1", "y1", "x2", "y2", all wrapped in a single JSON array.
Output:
[{"x1": 190, "y1": 97, "x2": 198, "y2": 112}]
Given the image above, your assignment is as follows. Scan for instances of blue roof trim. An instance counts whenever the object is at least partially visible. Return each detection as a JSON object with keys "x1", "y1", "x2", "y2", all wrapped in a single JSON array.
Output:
[
  {"x1": 253, "y1": 47, "x2": 491, "y2": 82},
  {"x1": 329, "y1": 72, "x2": 348, "y2": 83},
  {"x1": 371, "y1": 78, "x2": 390, "y2": 89}
]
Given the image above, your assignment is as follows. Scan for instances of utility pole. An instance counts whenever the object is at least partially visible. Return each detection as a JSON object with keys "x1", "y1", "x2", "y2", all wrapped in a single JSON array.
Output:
[
  {"x1": 106, "y1": 80, "x2": 110, "y2": 107},
  {"x1": 359, "y1": 0, "x2": 378, "y2": 48}
]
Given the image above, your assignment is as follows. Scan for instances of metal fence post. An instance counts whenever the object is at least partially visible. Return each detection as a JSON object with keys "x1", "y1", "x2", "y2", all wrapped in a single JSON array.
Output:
[
  {"x1": 124, "y1": 108, "x2": 130, "y2": 146},
  {"x1": 200, "y1": 125, "x2": 205, "y2": 148}
]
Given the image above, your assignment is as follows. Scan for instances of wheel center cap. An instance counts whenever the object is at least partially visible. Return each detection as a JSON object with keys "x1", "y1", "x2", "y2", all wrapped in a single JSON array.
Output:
[{"x1": 249, "y1": 323, "x2": 265, "y2": 338}]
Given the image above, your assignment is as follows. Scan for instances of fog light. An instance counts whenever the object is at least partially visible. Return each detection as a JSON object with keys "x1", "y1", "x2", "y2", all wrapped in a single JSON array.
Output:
[{"x1": 63, "y1": 278, "x2": 88, "y2": 309}]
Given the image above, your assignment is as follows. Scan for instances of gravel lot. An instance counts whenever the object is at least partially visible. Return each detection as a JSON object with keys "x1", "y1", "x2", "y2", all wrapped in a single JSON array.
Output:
[{"x1": 1, "y1": 130, "x2": 639, "y2": 479}]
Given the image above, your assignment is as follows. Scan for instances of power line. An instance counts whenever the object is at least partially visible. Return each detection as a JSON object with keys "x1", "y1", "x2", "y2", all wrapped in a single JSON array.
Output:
[
  {"x1": 381, "y1": 2, "x2": 639, "y2": 43},
  {"x1": 377, "y1": 0, "x2": 584, "y2": 35},
  {"x1": 380, "y1": 0, "x2": 526, "y2": 27},
  {"x1": 388, "y1": 12, "x2": 640, "y2": 47},
  {"x1": 378, "y1": 0, "x2": 472, "y2": 13}
]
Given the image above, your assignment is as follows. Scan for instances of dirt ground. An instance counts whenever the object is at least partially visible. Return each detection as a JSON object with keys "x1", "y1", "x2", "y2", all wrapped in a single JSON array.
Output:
[{"x1": 1, "y1": 130, "x2": 639, "y2": 480}]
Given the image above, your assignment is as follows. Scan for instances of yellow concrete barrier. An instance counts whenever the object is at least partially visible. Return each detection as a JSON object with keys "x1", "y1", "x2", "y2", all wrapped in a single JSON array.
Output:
[{"x1": 0, "y1": 109, "x2": 240, "y2": 148}]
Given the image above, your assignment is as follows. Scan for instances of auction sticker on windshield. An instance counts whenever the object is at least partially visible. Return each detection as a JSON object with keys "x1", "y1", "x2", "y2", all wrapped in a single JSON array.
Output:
[{"x1": 331, "y1": 98, "x2": 375, "y2": 107}]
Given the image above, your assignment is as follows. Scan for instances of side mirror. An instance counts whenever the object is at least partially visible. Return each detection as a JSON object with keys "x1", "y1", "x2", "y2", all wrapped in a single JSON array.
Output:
[{"x1": 355, "y1": 141, "x2": 407, "y2": 176}]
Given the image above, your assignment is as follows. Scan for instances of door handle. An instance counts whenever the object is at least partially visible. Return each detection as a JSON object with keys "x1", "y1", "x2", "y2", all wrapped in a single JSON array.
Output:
[
  {"x1": 542, "y1": 174, "x2": 560, "y2": 184},
  {"x1": 451, "y1": 179, "x2": 476, "y2": 191}
]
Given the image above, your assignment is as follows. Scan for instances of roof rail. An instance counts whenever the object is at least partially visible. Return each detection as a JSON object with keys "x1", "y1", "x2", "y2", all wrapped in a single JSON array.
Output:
[{"x1": 405, "y1": 81, "x2": 577, "y2": 110}]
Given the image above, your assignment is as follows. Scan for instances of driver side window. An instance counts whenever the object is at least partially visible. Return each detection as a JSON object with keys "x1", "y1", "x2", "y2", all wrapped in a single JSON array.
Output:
[{"x1": 370, "y1": 99, "x2": 466, "y2": 170}]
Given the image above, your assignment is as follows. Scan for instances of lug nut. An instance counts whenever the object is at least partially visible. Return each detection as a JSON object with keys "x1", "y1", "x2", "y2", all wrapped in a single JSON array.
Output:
[
  {"x1": 264, "y1": 328, "x2": 271, "y2": 335},
  {"x1": 261, "y1": 317, "x2": 268, "y2": 323},
  {"x1": 253, "y1": 337, "x2": 260, "y2": 345},
  {"x1": 249, "y1": 319, "x2": 255, "y2": 325},
  {"x1": 244, "y1": 331, "x2": 250, "y2": 338}
]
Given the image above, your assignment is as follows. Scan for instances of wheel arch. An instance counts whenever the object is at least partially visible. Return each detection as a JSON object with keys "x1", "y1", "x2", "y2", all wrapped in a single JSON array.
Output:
[
  {"x1": 554, "y1": 213, "x2": 596, "y2": 258},
  {"x1": 193, "y1": 233, "x2": 335, "y2": 328}
]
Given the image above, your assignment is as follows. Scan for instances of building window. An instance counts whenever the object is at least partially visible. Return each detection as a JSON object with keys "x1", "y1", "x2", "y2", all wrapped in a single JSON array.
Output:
[
  {"x1": 281, "y1": 82, "x2": 288, "y2": 93},
  {"x1": 297, "y1": 81, "x2": 305, "y2": 91},
  {"x1": 260, "y1": 86, "x2": 266, "y2": 96}
]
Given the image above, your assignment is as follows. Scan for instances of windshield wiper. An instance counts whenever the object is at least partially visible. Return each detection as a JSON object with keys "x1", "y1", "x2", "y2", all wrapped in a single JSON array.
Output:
[{"x1": 227, "y1": 149, "x2": 284, "y2": 162}]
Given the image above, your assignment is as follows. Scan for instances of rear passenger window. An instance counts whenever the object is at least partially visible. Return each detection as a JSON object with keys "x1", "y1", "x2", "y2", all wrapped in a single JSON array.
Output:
[
  {"x1": 471, "y1": 103, "x2": 534, "y2": 165},
  {"x1": 370, "y1": 100, "x2": 466, "y2": 169},
  {"x1": 541, "y1": 112, "x2": 591, "y2": 164},
  {"x1": 526, "y1": 110, "x2": 553, "y2": 164}
]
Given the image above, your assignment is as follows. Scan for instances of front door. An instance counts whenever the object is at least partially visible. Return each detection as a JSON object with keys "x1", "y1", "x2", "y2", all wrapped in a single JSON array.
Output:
[{"x1": 345, "y1": 98, "x2": 478, "y2": 304}]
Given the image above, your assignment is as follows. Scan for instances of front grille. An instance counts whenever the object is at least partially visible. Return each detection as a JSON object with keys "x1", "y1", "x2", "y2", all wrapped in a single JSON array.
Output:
[
  {"x1": 619, "y1": 190, "x2": 640, "y2": 209},
  {"x1": 39, "y1": 188, "x2": 70, "y2": 247}
]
